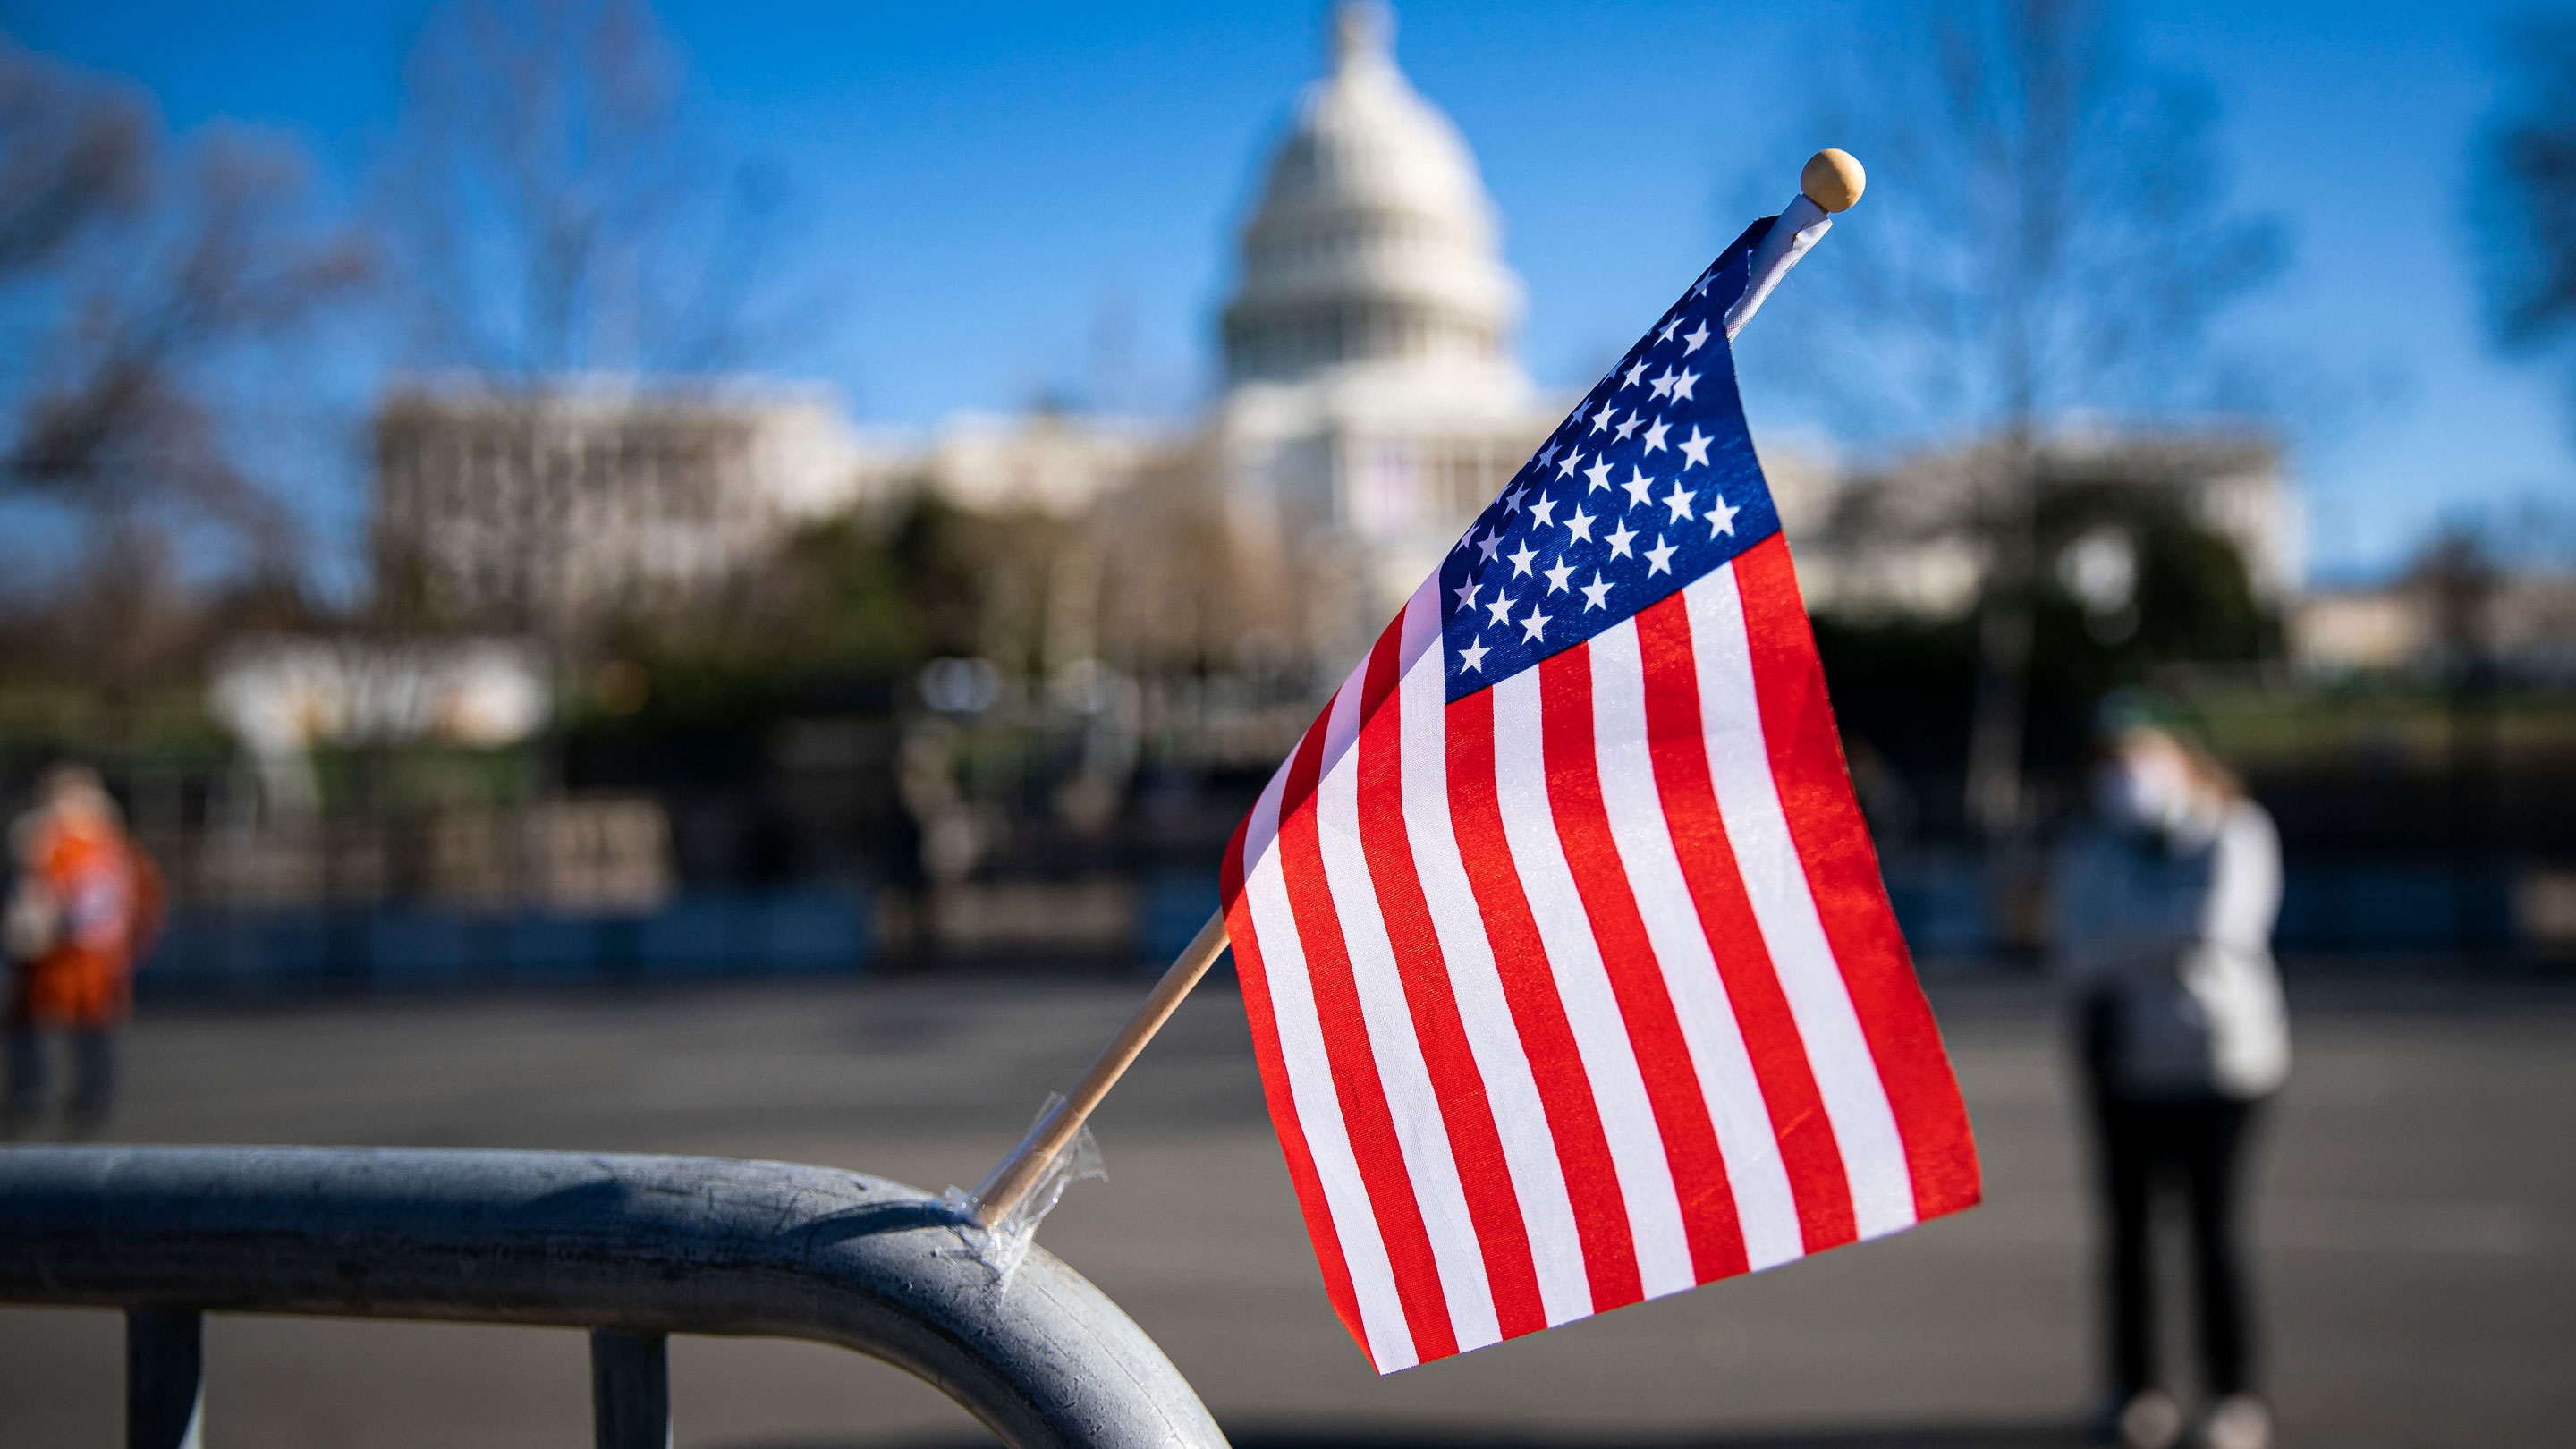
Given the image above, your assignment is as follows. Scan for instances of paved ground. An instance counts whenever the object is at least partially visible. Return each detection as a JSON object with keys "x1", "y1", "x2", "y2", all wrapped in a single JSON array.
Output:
[{"x1": 0, "y1": 973, "x2": 2568, "y2": 1448}]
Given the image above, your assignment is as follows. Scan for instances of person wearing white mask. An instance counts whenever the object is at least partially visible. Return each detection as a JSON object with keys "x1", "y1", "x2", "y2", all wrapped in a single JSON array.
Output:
[{"x1": 2054, "y1": 702, "x2": 2289, "y2": 1449}]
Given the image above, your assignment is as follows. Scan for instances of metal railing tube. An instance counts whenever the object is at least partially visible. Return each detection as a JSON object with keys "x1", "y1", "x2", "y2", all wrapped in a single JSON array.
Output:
[
  {"x1": 0, "y1": 1147, "x2": 1226, "y2": 1449},
  {"x1": 124, "y1": 1307, "x2": 203, "y2": 1449},
  {"x1": 589, "y1": 1327, "x2": 671, "y2": 1449}
]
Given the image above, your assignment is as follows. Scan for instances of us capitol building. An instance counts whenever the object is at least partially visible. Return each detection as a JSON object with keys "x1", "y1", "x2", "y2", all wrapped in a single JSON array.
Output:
[
  {"x1": 1211, "y1": 0, "x2": 1554, "y2": 648},
  {"x1": 378, "y1": 3, "x2": 1563, "y2": 670},
  {"x1": 374, "y1": 1, "x2": 2296, "y2": 675}
]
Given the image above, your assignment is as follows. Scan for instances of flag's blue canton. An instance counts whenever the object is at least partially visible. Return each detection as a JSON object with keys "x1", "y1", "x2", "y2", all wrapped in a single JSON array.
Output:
[{"x1": 1440, "y1": 220, "x2": 1781, "y2": 702}]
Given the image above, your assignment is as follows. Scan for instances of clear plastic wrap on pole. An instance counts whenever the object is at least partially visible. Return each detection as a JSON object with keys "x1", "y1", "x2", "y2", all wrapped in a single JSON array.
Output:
[{"x1": 945, "y1": 1092, "x2": 1106, "y2": 1286}]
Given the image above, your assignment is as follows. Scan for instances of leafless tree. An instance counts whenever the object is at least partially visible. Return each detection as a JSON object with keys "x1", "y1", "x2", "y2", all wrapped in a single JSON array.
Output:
[
  {"x1": 377, "y1": 0, "x2": 798, "y2": 381},
  {"x1": 0, "y1": 39, "x2": 370, "y2": 699},
  {"x1": 10, "y1": 134, "x2": 370, "y2": 543},
  {"x1": 1795, "y1": 0, "x2": 2282, "y2": 835},
  {"x1": 0, "y1": 38, "x2": 148, "y2": 280},
  {"x1": 2481, "y1": 21, "x2": 2576, "y2": 429}
]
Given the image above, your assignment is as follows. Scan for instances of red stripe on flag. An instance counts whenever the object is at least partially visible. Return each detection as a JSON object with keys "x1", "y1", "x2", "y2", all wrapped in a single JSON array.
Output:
[
  {"x1": 1632, "y1": 591, "x2": 1860, "y2": 1252},
  {"x1": 1275, "y1": 708, "x2": 1462, "y2": 1361},
  {"x1": 1355, "y1": 608, "x2": 1407, "y2": 721},
  {"x1": 1535, "y1": 645, "x2": 1750, "y2": 1283},
  {"x1": 1731, "y1": 536, "x2": 1982, "y2": 1218},
  {"x1": 1445, "y1": 686, "x2": 1645, "y2": 1311},
  {"x1": 1272, "y1": 672, "x2": 1348, "y2": 843},
  {"x1": 1352, "y1": 634, "x2": 1551, "y2": 1340},
  {"x1": 1221, "y1": 811, "x2": 1372, "y2": 1360}
]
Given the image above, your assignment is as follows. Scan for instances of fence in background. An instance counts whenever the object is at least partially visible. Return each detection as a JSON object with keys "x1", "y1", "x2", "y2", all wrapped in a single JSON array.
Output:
[
  {"x1": 16, "y1": 742, "x2": 2571, "y2": 998},
  {"x1": 129, "y1": 870, "x2": 1241, "y2": 997},
  {"x1": 139, "y1": 886, "x2": 874, "y2": 998},
  {"x1": 1881, "y1": 849, "x2": 2559, "y2": 968},
  {"x1": 123, "y1": 854, "x2": 2564, "y2": 1000}
]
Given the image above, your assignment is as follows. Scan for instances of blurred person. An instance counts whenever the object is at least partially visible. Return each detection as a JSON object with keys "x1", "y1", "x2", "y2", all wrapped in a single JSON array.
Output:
[
  {"x1": 4, "y1": 764, "x2": 165, "y2": 1137},
  {"x1": 2054, "y1": 706, "x2": 2288, "y2": 1449}
]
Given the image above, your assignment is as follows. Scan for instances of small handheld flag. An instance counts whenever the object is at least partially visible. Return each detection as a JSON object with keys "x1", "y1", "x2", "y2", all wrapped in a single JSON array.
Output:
[
  {"x1": 1215, "y1": 162, "x2": 1979, "y2": 1372},
  {"x1": 968, "y1": 151, "x2": 1979, "y2": 1375}
]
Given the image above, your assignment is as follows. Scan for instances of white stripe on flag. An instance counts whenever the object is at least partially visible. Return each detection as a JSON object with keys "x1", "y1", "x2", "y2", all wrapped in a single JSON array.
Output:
[
  {"x1": 1585, "y1": 619, "x2": 1807, "y2": 1270},
  {"x1": 1310, "y1": 689, "x2": 1504, "y2": 1352},
  {"x1": 1487, "y1": 665, "x2": 1697, "y2": 1297},
  {"x1": 1394, "y1": 608, "x2": 1596, "y2": 1326},
  {"x1": 1683, "y1": 566, "x2": 1917, "y2": 1236},
  {"x1": 1243, "y1": 649, "x2": 1373, "y2": 869},
  {"x1": 1241, "y1": 755, "x2": 1420, "y2": 1368},
  {"x1": 1242, "y1": 746, "x2": 1299, "y2": 877},
  {"x1": 1317, "y1": 652, "x2": 1373, "y2": 783}
]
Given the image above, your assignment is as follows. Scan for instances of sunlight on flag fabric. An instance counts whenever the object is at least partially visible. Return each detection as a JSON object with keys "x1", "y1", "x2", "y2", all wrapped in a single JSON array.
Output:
[{"x1": 1219, "y1": 216, "x2": 1983, "y2": 1373}]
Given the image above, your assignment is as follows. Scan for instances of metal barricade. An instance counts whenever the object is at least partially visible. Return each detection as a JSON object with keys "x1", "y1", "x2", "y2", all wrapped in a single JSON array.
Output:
[{"x1": 0, "y1": 1146, "x2": 1228, "y2": 1449}]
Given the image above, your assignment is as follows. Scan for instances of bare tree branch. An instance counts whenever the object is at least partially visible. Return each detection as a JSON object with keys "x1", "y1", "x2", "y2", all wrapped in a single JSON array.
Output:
[
  {"x1": 0, "y1": 41, "x2": 369, "y2": 705},
  {"x1": 2480, "y1": 21, "x2": 2576, "y2": 420},
  {"x1": 4, "y1": 126, "x2": 371, "y2": 556},
  {"x1": 1790, "y1": 0, "x2": 2284, "y2": 835},
  {"x1": 0, "y1": 37, "x2": 148, "y2": 282},
  {"x1": 1800, "y1": 0, "x2": 2284, "y2": 439},
  {"x1": 377, "y1": 0, "x2": 806, "y2": 380}
]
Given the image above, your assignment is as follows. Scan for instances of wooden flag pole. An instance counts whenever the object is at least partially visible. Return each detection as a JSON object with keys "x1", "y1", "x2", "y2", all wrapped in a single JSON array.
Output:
[
  {"x1": 970, "y1": 909, "x2": 1232, "y2": 1227},
  {"x1": 1727, "y1": 148, "x2": 1867, "y2": 340},
  {"x1": 967, "y1": 148, "x2": 1866, "y2": 1234}
]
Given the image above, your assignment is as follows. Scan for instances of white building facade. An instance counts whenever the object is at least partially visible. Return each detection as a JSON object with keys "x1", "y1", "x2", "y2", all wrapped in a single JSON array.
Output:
[{"x1": 375, "y1": 382, "x2": 882, "y2": 638}]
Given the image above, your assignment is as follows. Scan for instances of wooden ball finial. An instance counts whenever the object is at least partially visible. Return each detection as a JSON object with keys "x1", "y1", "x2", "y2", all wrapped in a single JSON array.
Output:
[{"x1": 1801, "y1": 148, "x2": 1866, "y2": 213}]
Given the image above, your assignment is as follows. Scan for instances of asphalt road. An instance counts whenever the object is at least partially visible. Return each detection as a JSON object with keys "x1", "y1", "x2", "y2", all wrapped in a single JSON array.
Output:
[{"x1": 0, "y1": 973, "x2": 2567, "y2": 1449}]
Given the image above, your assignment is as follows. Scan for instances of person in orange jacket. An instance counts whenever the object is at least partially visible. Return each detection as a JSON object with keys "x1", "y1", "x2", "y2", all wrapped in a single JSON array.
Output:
[{"x1": 4, "y1": 764, "x2": 165, "y2": 1136}]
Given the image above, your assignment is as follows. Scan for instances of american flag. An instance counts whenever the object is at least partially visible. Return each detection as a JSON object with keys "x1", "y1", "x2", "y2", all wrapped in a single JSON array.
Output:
[{"x1": 1218, "y1": 218, "x2": 1982, "y2": 1372}]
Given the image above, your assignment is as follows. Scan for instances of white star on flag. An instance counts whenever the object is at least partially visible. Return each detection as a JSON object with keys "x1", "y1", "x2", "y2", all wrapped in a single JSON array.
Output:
[
  {"x1": 1707, "y1": 492, "x2": 1741, "y2": 537},
  {"x1": 1678, "y1": 426, "x2": 1714, "y2": 470}
]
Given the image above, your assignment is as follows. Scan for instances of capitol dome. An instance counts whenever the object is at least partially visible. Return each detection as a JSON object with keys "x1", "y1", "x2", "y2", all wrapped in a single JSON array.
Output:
[{"x1": 1221, "y1": 3, "x2": 1525, "y2": 388}]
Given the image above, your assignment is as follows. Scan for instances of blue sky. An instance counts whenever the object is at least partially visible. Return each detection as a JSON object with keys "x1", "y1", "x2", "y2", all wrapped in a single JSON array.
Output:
[{"x1": 5, "y1": 0, "x2": 2569, "y2": 584}]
